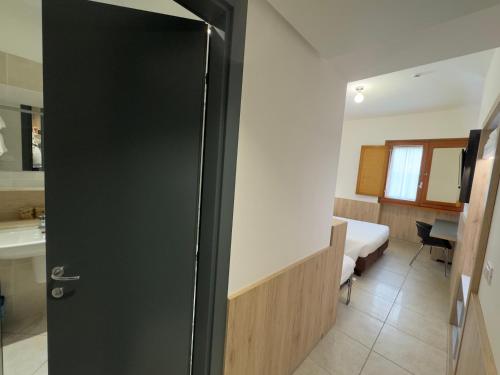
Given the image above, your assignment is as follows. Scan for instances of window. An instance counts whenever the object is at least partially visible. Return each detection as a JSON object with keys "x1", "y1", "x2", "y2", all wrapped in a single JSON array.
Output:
[
  {"x1": 385, "y1": 145, "x2": 423, "y2": 201},
  {"x1": 378, "y1": 138, "x2": 469, "y2": 211}
]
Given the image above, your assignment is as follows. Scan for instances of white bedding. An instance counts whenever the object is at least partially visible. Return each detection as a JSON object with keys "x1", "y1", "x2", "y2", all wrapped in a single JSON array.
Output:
[
  {"x1": 341, "y1": 255, "x2": 355, "y2": 284},
  {"x1": 334, "y1": 216, "x2": 390, "y2": 261}
]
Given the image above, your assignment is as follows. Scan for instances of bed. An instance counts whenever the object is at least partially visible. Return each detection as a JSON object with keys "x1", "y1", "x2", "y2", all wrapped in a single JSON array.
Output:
[
  {"x1": 334, "y1": 216, "x2": 390, "y2": 275},
  {"x1": 341, "y1": 255, "x2": 356, "y2": 304}
]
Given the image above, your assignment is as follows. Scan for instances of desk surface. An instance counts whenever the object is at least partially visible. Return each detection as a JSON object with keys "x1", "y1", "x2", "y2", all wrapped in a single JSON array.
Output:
[{"x1": 431, "y1": 219, "x2": 458, "y2": 242}]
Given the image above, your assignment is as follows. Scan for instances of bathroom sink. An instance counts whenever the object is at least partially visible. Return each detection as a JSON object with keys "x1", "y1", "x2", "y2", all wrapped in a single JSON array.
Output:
[
  {"x1": 0, "y1": 226, "x2": 46, "y2": 283},
  {"x1": 0, "y1": 227, "x2": 45, "y2": 259}
]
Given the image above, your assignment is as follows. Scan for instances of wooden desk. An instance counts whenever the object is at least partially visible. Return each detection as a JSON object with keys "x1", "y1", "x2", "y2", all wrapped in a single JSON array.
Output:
[{"x1": 431, "y1": 219, "x2": 458, "y2": 242}]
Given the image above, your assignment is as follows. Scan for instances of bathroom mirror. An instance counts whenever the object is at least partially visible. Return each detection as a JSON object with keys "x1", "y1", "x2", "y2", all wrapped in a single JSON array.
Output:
[
  {"x1": 426, "y1": 147, "x2": 465, "y2": 204},
  {"x1": 0, "y1": 0, "x2": 44, "y2": 173},
  {"x1": 0, "y1": 104, "x2": 44, "y2": 172}
]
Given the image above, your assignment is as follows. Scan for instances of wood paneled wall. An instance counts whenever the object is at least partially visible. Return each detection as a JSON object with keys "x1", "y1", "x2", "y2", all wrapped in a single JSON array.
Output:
[
  {"x1": 0, "y1": 190, "x2": 45, "y2": 221},
  {"x1": 456, "y1": 295, "x2": 497, "y2": 375},
  {"x1": 334, "y1": 197, "x2": 459, "y2": 243},
  {"x1": 333, "y1": 197, "x2": 380, "y2": 223},
  {"x1": 224, "y1": 221, "x2": 347, "y2": 375},
  {"x1": 379, "y1": 204, "x2": 459, "y2": 243}
]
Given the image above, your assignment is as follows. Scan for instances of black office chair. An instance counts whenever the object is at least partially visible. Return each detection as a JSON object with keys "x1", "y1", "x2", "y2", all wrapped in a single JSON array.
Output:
[{"x1": 410, "y1": 221, "x2": 453, "y2": 276}]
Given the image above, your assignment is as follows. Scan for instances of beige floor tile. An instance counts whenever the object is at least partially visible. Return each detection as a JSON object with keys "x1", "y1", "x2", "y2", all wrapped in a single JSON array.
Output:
[
  {"x1": 367, "y1": 256, "x2": 410, "y2": 277},
  {"x1": 3, "y1": 333, "x2": 48, "y2": 375},
  {"x1": 408, "y1": 262, "x2": 450, "y2": 286},
  {"x1": 293, "y1": 357, "x2": 330, "y2": 375},
  {"x1": 33, "y1": 361, "x2": 48, "y2": 375},
  {"x1": 374, "y1": 325, "x2": 447, "y2": 375},
  {"x1": 402, "y1": 275, "x2": 449, "y2": 296},
  {"x1": 309, "y1": 328, "x2": 370, "y2": 375},
  {"x1": 353, "y1": 275, "x2": 400, "y2": 302},
  {"x1": 361, "y1": 267, "x2": 406, "y2": 289},
  {"x1": 387, "y1": 304, "x2": 448, "y2": 351},
  {"x1": 361, "y1": 352, "x2": 411, "y2": 375},
  {"x1": 350, "y1": 287, "x2": 394, "y2": 322},
  {"x1": 395, "y1": 287, "x2": 450, "y2": 321},
  {"x1": 335, "y1": 303, "x2": 384, "y2": 347}
]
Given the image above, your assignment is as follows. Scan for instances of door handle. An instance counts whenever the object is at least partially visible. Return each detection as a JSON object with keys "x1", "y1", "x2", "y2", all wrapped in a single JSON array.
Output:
[{"x1": 51, "y1": 266, "x2": 81, "y2": 281}]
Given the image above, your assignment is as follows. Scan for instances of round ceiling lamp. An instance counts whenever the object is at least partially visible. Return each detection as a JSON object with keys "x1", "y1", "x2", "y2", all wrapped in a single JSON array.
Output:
[{"x1": 354, "y1": 86, "x2": 365, "y2": 103}]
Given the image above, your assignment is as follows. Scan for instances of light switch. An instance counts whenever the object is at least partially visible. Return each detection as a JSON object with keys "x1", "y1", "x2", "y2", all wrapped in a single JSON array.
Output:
[{"x1": 484, "y1": 261, "x2": 494, "y2": 285}]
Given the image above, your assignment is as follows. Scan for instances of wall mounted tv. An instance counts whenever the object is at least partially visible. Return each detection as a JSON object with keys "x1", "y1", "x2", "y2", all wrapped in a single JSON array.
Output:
[{"x1": 460, "y1": 129, "x2": 482, "y2": 204}]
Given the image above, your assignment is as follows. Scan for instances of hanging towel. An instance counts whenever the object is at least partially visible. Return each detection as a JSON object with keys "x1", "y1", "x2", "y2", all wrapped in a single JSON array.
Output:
[
  {"x1": 0, "y1": 114, "x2": 6, "y2": 130},
  {"x1": 0, "y1": 133, "x2": 7, "y2": 156}
]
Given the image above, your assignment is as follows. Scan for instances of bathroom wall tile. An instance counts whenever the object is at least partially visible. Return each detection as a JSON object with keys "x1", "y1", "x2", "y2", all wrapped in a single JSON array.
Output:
[
  {"x1": 6, "y1": 53, "x2": 43, "y2": 92},
  {"x1": 0, "y1": 51, "x2": 7, "y2": 84}
]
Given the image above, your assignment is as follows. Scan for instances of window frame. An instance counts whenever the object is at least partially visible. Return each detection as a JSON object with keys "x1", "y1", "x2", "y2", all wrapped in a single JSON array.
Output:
[{"x1": 379, "y1": 138, "x2": 469, "y2": 212}]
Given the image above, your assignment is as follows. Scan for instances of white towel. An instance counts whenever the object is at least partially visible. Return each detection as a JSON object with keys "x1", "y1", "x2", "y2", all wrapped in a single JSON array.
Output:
[{"x1": 0, "y1": 133, "x2": 7, "y2": 156}]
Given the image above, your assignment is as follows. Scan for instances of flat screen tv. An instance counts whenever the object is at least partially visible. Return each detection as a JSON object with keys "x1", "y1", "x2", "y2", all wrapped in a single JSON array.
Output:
[{"x1": 460, "y1": 129, "x2": 481, "y2": 203}]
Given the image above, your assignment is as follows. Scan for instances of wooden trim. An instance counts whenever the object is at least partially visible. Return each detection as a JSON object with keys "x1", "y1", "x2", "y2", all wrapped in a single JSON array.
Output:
[{"x1": 224, "y1": 221, "x2": 347, "y2": 375}]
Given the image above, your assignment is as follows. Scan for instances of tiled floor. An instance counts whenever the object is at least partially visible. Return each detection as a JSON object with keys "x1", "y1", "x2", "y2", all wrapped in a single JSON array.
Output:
[
  {"x1": 2, "y1": 314, "x2": 48, "y2": 375},
  {"x1": 294, "y1": 239, "x2": 450, "y2": 375}
]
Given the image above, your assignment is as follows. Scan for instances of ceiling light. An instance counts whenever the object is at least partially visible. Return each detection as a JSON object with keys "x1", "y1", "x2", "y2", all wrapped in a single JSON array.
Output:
[{"x1": 354, "y1": 86, "x2": 364, "y2": 103}]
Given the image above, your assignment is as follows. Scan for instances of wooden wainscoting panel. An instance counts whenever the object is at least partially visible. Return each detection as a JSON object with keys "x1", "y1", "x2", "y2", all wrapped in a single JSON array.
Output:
[
  {"x1": 379, "y1": 203, "x2": 459, "y2": 243},
  {"x1": 0, "y1": 190, "x2": 45, "y2": 221},
  {"x1": 333, "y1": 197, "x2": 380, "y2": 223},
  {"x1": 456, "y1": 294, "x2": 497, "y2": 375},
  {"x1": 224, "y1": 221, "x2": 347, "y2": 375}
]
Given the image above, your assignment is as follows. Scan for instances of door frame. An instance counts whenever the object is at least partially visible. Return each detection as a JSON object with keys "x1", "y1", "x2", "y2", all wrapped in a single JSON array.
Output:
[
  {"x1": 42, "y1": 0, "x2": 247, "y2": 374},
  {"x1": 175, "y1": 2, "x2": 247, "y2": 374}
]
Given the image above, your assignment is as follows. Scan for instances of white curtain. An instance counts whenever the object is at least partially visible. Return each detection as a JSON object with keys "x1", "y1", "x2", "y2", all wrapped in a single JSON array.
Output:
[{"x1": 385, "y1": 146, "x2": 424, "y2": 201}]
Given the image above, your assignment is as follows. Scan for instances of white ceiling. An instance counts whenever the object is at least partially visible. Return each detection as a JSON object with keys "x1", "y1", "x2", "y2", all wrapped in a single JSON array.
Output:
[
  {"x1": 268, "y1": 0, "x2": 500, "y2": 81},
  {"x1": 344, "y1": 49, "x2": 494, "y2": 120}
]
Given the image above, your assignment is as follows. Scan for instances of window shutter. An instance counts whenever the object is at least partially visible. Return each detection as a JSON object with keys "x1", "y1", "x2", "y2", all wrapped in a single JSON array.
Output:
[{"x1": 356, "y1": 145, "x2": 389, "y2": 197}]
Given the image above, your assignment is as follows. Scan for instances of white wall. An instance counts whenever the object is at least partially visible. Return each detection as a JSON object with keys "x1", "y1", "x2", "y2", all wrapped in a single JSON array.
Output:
[
  {"x1": 0, "y1": 0, "x2": 42, "y2": 63},
  {"x1": 478, "y1": 47, "x2": 500, "y2": 368},
  {"x1": 228, "y1": 0, "x2": 346, "y2": 293},
  {"x1": 478, "y1": 48, "x2": 500, "y2": 127},
  {"x1": 335, "y1": 107, "x2": 478, "y2": 203}
]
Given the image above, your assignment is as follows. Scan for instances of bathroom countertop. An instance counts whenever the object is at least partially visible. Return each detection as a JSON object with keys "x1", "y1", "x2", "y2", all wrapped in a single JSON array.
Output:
[{"x1": 0, "y1": 219, "x2": 39, "y2": 230}]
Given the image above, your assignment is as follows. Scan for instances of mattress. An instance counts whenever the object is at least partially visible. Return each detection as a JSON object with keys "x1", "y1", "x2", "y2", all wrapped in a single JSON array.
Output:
[
  {"x1": 334, "y1": 216, "x2": 390, "y2": 261},
  {"x1": 341, "y1": 255, "x2": 355, "y2": 285}
]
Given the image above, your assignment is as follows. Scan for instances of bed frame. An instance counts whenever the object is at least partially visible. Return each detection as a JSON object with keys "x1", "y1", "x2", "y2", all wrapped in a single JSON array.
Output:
[{"x1": 354, "y1": 239, "x2": 389, "y2": 276}]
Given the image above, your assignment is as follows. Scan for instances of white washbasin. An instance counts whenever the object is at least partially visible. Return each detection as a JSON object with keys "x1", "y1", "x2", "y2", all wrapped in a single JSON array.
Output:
[
  {"x1": 0, "y1": 227, "x2": 45, "y2": 259},
  {"x1": 0, "y1": 226, "x2": 46, "y2": 283}
]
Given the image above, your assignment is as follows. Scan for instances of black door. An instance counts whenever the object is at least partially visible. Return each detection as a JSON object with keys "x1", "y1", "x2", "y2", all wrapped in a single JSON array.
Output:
[{"x1": 42, "y1": 1, "x2": 207, "y2": 374}]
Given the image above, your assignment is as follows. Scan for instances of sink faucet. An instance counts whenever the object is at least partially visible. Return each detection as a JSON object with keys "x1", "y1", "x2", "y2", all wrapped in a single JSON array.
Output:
[{"x1": 39, "y1": 214, "x2": 46, "y2": 233}]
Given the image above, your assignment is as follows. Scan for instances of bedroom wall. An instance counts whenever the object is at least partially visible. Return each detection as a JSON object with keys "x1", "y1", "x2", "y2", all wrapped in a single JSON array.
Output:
[
  {"x1": 477, "y1": 47, "x2": 500, "y2": 369},
  {"x1": 228, "y1": 0, "x2": 346, "y2": 294},
  {"x1": 335, "y1": 107, "x2": 478, "y2": 203}
]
